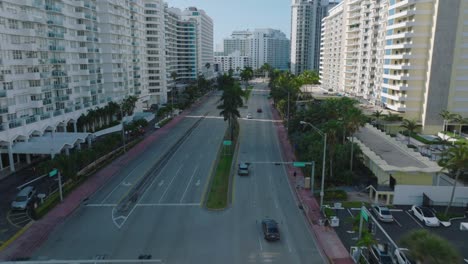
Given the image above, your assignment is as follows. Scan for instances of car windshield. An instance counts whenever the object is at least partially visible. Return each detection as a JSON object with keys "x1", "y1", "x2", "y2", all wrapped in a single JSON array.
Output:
[
  {"x1": 15, "y1": 196, "x2": 27, "y2": 202},
  {"x1": 268, "y1": 227, "x2": 278, "y2": 233},
  {"x1": 381, "y1": 210, "x2": 391, "y2": 215},
  {"x1": 421, "y1": 208, "x2": 435, "y2": 217}
]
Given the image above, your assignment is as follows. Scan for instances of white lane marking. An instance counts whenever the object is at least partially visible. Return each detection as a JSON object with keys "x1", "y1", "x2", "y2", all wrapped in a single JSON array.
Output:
[
  {"x1": 137, "y1": 203, "x2": 200, "y2": 207},
  {"x1": 87, "y1": 203, "x2": 117, "y2": 207},
  {"x1": 23, "y1": 260, "x2": 162, "y2": 263},
  {"x1": 101, "y1": 165, "x2": 140, "y2": 204},
  {"x1": 195, "y1": 179, "x2": 201, "y2": 186},
  {"x1": 285, "y1": 237, "x2": 293, "y2": 252},
  {"x1": 406, "y1": 210, "x2": 424, "y2": 228},
  {"x1": 122, "y1": 181, "x2": 132, "y2": 187},
  {"x1": 180, "y1": 165, "x2": 199, "y2": 203},
  {"x1": 158, "y1": 165, "x2": 184, "y2": 203},
  {"x1": 158, "y1": 180, "x2": 164, "y2": 187},
  {"x1": 394, "y1": 217, "x2": 403, "y2": 227},
  {"x1": 258, "y1": 236, "x2": 263, "y2": 251}
]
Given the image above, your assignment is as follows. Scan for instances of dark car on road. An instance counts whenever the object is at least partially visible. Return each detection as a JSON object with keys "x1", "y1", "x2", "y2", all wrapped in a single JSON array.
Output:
[
  {"x1": 238, "y1": 163, "x2": 249, "y2": 176},
  {"x1": 262, "y1": 219, "x2": 280, "y2": 241},
  {"x1": 257, "y1": 108, "x2": 262, "y2": 113}
]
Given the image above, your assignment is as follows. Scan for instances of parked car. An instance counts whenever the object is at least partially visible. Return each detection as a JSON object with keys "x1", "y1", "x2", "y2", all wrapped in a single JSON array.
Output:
[
  {"x1": 257, "y1": 108, "x2": 262, "y2": 113},
  {"x1": 394, "y1": 248, "x2": 416, "y2": 264},
  {"x1": 371, "y1": 205, "x2": 394, "y2": 222},
  {"x1": 246, "y1": 113, "x2": 252, "y2": 119},
  {"x1": 261, "y1": 219, "x2": 280, "y2": 241},
  {"x1": 410, "y1": 205, "x2": 440, "y2": 227},
  {"x1": 238, "y1": 163, "x2": 249, "y2": 176},
  {"x1": 369, "y1": 245, "x2": 393, "y2": 264},
  {"x1": 11, "y1": 186, "x2": 36, "y2": 211}
]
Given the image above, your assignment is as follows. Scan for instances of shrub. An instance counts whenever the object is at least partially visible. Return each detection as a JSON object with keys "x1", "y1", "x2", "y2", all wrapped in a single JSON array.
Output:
[{"x1": 324, "y1": 190, "x2": 347, "y2": 201}]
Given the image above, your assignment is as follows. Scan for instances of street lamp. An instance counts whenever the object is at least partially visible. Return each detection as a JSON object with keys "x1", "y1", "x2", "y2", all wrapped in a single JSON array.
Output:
[
  {"x1": 300, "y1": 121, "x2": 327, "y2": 209},
  {"x1": 119, "y1": 103, "x2": 127, "y2": 153}
]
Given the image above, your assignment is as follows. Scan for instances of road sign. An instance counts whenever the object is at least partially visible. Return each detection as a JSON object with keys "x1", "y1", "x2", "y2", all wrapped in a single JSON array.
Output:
[
  {"x1": 360, "y1": 208, "x2": 369, "y2": 222},
  {"x1": 49, "y1": 169, "x2": 58, "y2": 177},
  {"x1": 223, "y1": 140, "x2": 232, "y2": 146},
  {"x1": 293, "y1": 162, "x2": 306, "y2": 167}
]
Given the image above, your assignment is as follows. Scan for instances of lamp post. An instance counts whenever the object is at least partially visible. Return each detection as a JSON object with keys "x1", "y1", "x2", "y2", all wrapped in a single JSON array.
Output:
[
  {"x1": 120, "y1": 103, "x2": 127, "y2": 153},
  {"x1": 300, "y1": 121, "x2": 327, "y2": 209}
]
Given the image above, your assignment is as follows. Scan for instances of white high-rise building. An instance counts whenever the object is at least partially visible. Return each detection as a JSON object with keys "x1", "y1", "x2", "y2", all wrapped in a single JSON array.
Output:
[
  {"x1": 221, "y1": 29, "x2": 290, "y2": 71},
  {"x1": 0, "y1": 0, "x2": 212, "y2": 171},
  {"x1": 320, "y1": 0, "x2": 468, "y2": 133},
  {"x1": 320, "y1": 0, "x2": 388, "y2": 103},
  {"x1": 144, "y1": 0, "x2": 166, "y2": 106},
  {"x1": 214, "y1": 51, "x2": 251, "y2": 74},
  {"x1": 182, "y1": 7, "x2": 214, "y2": 78},
  {"x1": 290, "y1": 0, "x2": 339, "y2": 75}
]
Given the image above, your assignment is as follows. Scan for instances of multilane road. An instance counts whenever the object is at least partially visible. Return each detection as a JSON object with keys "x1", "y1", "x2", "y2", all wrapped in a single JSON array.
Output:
[{"x1": 34, "y1": 80, "x2": 324, "y2": 263}]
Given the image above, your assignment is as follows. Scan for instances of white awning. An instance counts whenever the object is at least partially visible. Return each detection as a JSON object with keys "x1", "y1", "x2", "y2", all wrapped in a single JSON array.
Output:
[{"x1": 1, "y1": 132, "x2": 91, "y2": 155}]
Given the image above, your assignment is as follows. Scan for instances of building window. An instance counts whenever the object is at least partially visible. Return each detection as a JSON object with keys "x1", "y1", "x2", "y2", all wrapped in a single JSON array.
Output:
[{"x1": 12, "y1": 50, "x2": 22, "y2": 59}]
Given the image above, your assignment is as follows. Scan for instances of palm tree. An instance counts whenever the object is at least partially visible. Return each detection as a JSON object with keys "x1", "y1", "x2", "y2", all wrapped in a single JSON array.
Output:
[
  {"x1": 204, "y1": 62, "x2": 211, "y2": 76},
  {"x1": 400, "y1": 230, "x2": 461, "y2": 263},
  {"x1": 438, "y1": 143, "x2": 468, "y2": 215},
  {"x1": 451, "y1": 114, "x2": 466, "y2": 136},
  {"x1": 344, "y1": 108, "x2": 366, "y2": 171},
  {"x1": 356, "y1": 230, "x2": 377, "y2": 261},
  {"x1": 440, "y1": 110, "x2": 456, "y2": 133},
  {"x1": 170, "y1": 71, "x2": 178, "y2": 112},
  {"x1": 217, "y1": 79, "x2": 244, "y2": 141},
  {"x1": 401, "y1": 119, "x2": 421, "y2": 145},
  {"x1": 371, "y1": 110, "x2": 383, "y2": 128}
]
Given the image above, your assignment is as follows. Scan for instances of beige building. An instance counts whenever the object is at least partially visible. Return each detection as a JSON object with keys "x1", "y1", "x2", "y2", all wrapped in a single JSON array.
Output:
[{"x1": 320, "y1": 0, "x2": 468, "y2": 133}]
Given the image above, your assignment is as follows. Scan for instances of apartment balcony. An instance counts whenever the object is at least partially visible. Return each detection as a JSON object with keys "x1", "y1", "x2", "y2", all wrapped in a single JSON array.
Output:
[
  {"x1": 381, "y1": 92, "x2": 405, "y2": 101},
  {"x1": 385, "y1": 103, "x2": 406, "y2": 112},
  {"x1": 382, "y1": 74, "x2": 424, "y2": 81},
  {"x1": 384, "y1": 64, "x2": 422, "y2": 70},
  {"x1": 382, "y1": 83, "x2": 410, "y2": 91},
  {"x1": 383, "y1": 53, "x2": 423, "y2": 59},
  {"x1": 389, "y1": 9, "x2": 432, "y2": 20}
]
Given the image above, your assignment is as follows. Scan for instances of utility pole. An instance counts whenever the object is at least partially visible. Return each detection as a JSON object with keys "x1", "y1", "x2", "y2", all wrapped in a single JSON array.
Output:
[
  {"x1": 120, "y1": 104, "x2": 126, "y2": 153},
  {"x1": 287, "y1": 91, "x2": 290, "y2": 131},
  {"x1": 58, "y1": 170, "x2": 63, "y2": 202},
  {"x1": 320, "y1": 133, "x2": 327, "y2": 209}
]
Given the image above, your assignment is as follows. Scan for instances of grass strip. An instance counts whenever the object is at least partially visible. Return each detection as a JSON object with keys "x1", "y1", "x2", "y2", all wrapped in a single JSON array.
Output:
[{"x1": 206, "y1": 151, "x2": 233, "y2": 209}]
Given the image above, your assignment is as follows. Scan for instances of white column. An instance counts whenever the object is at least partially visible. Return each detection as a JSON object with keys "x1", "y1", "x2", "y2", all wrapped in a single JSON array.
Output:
[
  {"x1": 73, "y1": 121, "x2": 78, "y2": 133},
  {"x1": 16, "y1": 154, "x2": 20, "y2": 163},
  {"x1": 0, "y1": 154, "x2": 3, "y2": 170},
  {"x1": 26, "y1": 154, "x2": 31, "y2": 164},
  {"x1": 8, "y1": 143, "x2": 15, "y2": 172},
  {"x1": 87, "y1": 136, "x2": 92, "y2": 148},
  {"x1": 65, "y1": 147, "x2": 70, "y2": 156}
]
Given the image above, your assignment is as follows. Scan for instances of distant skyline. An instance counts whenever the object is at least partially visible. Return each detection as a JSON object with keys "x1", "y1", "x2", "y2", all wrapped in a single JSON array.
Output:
[{"x1": 166, "y1": 0, "x2": 291, "y2": 51}]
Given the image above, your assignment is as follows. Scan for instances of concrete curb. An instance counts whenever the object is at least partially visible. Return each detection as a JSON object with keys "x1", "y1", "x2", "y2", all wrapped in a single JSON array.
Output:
[
  {"x1": 269, "y1": 101, "x2": 353, "y2": 264},
  {"x1": 0, "y1": 221, "x2": 33, "y2": 252},
  {"x1": 0, "y1": 91, "x2": 215, "y2": 260}
]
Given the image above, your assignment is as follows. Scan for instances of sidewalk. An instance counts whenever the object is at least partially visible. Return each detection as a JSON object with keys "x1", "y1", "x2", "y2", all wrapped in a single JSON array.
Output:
[
  {"x1": 270, "y1": 102, "x2": 354, "y2": 264},
  {"x1": 0, "y1": 92, "x2": 213, "y2": 260}
]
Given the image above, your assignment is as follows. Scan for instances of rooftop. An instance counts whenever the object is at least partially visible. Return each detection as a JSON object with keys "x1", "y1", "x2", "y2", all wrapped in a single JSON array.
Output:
[{"x1": 354, "y1": 125, "x2": 441, "y2": 173}]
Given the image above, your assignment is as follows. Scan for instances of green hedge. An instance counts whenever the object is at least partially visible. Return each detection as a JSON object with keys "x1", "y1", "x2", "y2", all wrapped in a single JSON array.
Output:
[{"x1": 323, "y1": 190, "x2": 348, "y2": 201}]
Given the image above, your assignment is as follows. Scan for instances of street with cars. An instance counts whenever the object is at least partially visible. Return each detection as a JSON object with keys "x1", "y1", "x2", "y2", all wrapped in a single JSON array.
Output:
[{"x1": 26, "y1": 81, "x2": 324, "y2": 263}]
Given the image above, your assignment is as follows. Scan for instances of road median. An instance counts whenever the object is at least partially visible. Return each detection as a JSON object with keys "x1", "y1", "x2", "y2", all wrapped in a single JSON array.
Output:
[{"x1": 205, "y1": 122, "x2": 239, "y2": 210}]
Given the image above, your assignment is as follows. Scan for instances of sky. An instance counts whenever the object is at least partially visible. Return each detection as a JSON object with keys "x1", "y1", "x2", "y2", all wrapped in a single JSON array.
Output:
[{"x1": 166, "y1": 0, "x2": 291, "y2": 51}]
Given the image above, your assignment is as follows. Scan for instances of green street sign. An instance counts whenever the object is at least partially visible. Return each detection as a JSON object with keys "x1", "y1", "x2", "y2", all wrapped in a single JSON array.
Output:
[
  {"x1": 49, "y1": 169, "x2": 58, "y2": 177},
  {"x1": 361, "y1": 208, "x2": 369, "y2": 222},
  {"x1": 293, "y1": 162, "x2": 306, "y2": 167},
  {"x1": 223, "y1": 140, "x2": 232, "y2": 146}
]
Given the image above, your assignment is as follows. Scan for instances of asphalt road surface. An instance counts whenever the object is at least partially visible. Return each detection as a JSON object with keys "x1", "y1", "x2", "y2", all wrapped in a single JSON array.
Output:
[{"x1": 33, "y1": 81, "x2": 324, "y2": 263}]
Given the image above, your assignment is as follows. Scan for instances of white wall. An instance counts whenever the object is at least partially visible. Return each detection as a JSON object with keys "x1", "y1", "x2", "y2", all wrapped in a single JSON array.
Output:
[{"x1": 394, "y1": 185, "x2": 468, "y2": 206}]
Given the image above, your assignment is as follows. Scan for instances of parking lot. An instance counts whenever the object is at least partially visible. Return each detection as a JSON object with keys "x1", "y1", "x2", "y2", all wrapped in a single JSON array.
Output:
[{"x1": 333, "y1": 205, "x2": 468, "y2": 262}]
